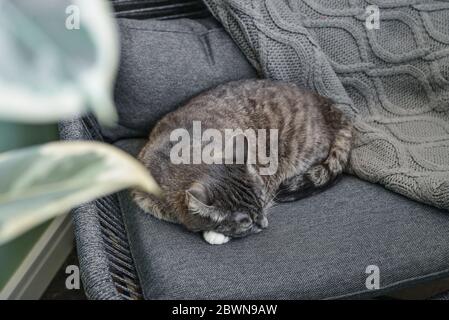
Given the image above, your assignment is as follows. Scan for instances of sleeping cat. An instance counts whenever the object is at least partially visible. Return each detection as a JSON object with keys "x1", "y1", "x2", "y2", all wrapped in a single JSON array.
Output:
[{"x1": 133, "y1": 79, "x2": 353, "y2": 244}]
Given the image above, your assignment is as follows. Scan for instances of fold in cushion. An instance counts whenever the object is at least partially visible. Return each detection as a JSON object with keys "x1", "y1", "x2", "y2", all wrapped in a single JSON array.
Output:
[{"x1": 101, "y1": 17, "x2": 257, "y2": 142}]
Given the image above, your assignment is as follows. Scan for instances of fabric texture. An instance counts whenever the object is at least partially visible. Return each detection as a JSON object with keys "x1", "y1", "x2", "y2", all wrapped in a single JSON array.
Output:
[
  {"x1": 114, "y1": 138, "x2": 449, "y2": 299},
  {"x1": 101, "y1": 17, "x2": 257, "y2": 142},
  {"x1": 202, "y1": 0, "x2": 449, "y2": 211}
]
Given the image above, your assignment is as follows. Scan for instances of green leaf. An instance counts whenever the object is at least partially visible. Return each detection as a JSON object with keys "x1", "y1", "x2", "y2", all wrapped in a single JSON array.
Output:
[
  {"x1": 0, "y1": 0, "x2": 119, "y2": 124},
  {"x1": 0, "y1": 141, "x2": 161, "y2": 244}
]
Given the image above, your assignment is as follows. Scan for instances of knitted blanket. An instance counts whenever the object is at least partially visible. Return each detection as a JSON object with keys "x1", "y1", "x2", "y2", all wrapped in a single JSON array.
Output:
[{"x1": 203, "y1": 0, "x2": 449, "y2": 211}]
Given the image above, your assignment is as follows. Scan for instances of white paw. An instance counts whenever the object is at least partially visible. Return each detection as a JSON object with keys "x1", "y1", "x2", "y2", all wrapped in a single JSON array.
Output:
[{"x1": 203, "y1": 231, "x2": 230, "y2": 245}]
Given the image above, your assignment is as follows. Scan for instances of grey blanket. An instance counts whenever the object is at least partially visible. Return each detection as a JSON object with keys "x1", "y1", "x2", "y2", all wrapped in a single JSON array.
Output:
[{"x1": 204, "y1": 0, "x2": 449, "y2": 210}]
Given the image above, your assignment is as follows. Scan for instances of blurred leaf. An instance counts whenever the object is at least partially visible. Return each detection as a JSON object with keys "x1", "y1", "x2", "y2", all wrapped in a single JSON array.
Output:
[
  {"x1": 0, "y1": 121, "x2": 58, "y2": 153},
  {"x1": 0, "y1": 0, "x2": 119, "y2": 124},
  {"x1": 0, "y1": 141, "x2": 161, "y2": 244}
]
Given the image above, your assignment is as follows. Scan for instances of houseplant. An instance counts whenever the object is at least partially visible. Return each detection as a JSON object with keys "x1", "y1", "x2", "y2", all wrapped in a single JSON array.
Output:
[{"x1": 0, "y1": 0, "x2": 159, "y2": 245}]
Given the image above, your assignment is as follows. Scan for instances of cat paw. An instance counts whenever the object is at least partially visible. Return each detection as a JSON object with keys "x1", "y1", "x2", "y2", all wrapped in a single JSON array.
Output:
[{"x1": 203, "y1": 231, "x2": 230, "y2": 245}]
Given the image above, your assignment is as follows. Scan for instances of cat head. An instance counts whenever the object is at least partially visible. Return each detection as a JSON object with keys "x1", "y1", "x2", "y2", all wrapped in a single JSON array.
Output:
[{"x1": 180, "y1": 163, "x2": 269, "y2": 238}]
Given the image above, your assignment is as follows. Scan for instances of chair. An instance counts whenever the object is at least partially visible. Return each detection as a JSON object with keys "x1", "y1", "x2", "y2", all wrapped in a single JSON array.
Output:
[{"x1": 59, "y1": 0, "x2": 449, "y2": 300}]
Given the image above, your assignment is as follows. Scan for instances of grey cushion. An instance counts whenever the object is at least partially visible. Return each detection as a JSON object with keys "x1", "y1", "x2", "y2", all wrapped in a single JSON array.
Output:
[
  {"x1": 115, "y1": 138, "x2": 449, "y2": 299},
  {"x1": 101, "y1": 17, "x2": 257, "y2": 142}
]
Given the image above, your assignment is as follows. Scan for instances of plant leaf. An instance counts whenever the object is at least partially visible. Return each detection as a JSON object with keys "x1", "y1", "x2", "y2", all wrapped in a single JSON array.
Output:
[
  {"x1": 0, "y1": 141, "x2": 161, "y2": 244},
  {"x1": 0, "y1": 0, "x2": 119, "y2": 124}
]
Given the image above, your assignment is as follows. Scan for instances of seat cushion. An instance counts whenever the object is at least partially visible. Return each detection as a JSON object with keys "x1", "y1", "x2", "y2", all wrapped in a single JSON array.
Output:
[
  {"x1": 115, "y1": 138, "x2": 449, "y2": 299},
  {"x1": 101, "y1": 17, "x2": 257, "y2": 142}
]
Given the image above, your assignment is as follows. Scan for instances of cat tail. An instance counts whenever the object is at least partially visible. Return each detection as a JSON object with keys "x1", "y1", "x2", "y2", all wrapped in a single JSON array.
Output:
[
  {"x1": 275, "y1": 113, "x2": 353, "y2": 203},
  {"x1": 305, "y1": 115, "x2": 353, "y2": 189}
]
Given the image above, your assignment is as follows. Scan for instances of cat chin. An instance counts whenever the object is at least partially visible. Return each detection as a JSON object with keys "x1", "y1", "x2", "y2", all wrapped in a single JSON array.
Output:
[{"x1": 203, "y1": 231, "x2": 230, "y2": 245}]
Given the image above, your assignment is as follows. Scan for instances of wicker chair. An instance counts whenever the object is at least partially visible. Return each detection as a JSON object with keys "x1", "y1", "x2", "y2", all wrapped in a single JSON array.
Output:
[
  {"x1": 59, "y1": 115, "x2": 141, "y2": 299},
  {"x1": 59, "y1": 0, "x2": 449, "y2": 300}
]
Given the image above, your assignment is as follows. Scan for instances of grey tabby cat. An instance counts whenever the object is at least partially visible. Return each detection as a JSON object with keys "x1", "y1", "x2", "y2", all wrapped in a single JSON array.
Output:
[{"x1": 133, "y1": 79, "x2": 353, "y2": 244}]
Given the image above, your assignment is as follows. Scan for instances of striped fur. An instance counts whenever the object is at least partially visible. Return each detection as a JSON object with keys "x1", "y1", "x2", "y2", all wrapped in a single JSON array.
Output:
[{"x1": 133, "y1": 79, "x2": 353, "y2": 239}]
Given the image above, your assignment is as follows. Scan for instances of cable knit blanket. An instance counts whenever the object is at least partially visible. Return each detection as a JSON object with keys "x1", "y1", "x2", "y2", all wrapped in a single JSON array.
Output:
[{"x1": 203, "y1": 0, "x2": 449, "y2": 210}]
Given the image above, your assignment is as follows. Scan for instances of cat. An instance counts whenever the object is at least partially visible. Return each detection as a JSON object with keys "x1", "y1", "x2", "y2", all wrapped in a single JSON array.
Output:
[{"x1": 133, "y1": 79, "x2": 353, "y2": 244}]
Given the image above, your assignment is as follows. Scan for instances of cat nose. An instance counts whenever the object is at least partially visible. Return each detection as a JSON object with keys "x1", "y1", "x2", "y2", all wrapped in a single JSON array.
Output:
[
  {"x1": 232, "y1": 212, "x2": 252, "y2": 226},
  {"x1": 256, "y1": 215, "x2": 268, "y2": 229}
]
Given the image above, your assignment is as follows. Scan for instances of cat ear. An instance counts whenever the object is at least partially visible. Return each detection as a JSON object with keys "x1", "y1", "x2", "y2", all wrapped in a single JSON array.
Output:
[
  {"x1": 186, "y1": 183, "x2": 225, "y2": 222},
  {"x1": 186, "y1": 182, "x2": 212, "y2": 212}
]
